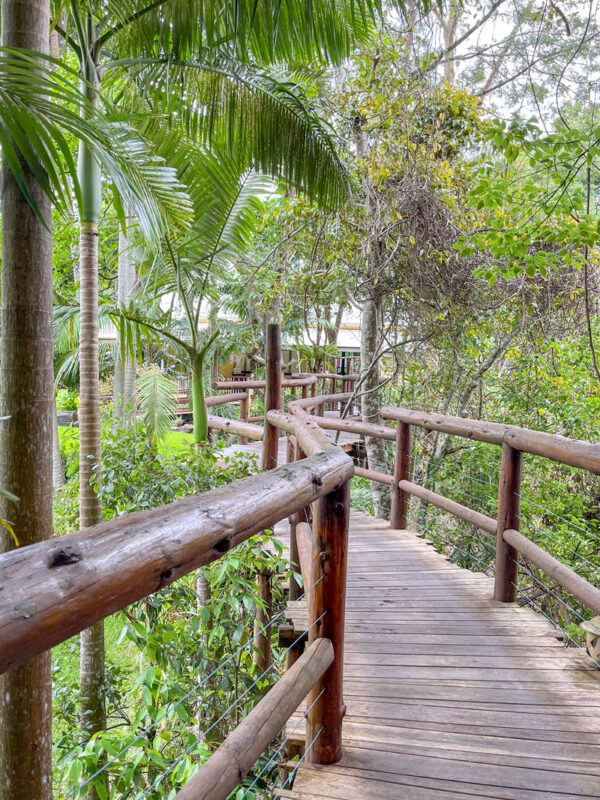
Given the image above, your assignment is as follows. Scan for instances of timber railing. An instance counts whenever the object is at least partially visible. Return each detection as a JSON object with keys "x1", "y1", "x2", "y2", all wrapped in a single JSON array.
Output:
[
  {"x1": 209, "y1": 372, "x2": 358, "y2": 446},
  {"x1": 4, "y1": 367, "x2": 600, "y2": 796},
  {"x1": 291, "y1": 391, "x2": 600, "y2": 616},
  {"x1": 0, "y1": 383, "x2": 354, "y2": 799}
]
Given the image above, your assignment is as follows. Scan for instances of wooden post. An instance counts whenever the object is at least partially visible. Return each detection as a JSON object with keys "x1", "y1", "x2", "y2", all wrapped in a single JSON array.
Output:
[
  {"x1": 305, "y1": 478, "x2": 350, "y2": 765},
  {"x1": 390, "y1": 423, "x2": 410, "y2": 529},
  {"x1": 494, "y1": 443, "x2": 521, "y2": 602},
  {"x1": 287, "y1": 436, "x2": 301, "y2": 602},
  {"x1": 301, "y1": 383, "x2": 309, "y2": 400},
  {"x1": 261, "y1": 324, "x2": 282, "y2": 471},
  {"x1": 253, "y1": 571, "x2": 272, "y2": 672},
  {"x1": 239, "y1": 393, "x2": 249, "y2": 446}
]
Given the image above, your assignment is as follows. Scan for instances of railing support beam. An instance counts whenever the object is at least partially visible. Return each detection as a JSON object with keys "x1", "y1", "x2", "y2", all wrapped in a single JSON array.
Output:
[
  {"x1": 239, "y1": 394, "x2": 249, "y2": 445},
  {"x1": 306, "y1": 478, "x2": 350, "y2": 764},
  {"x1": 253, "y1": 571, "x2": 272, "y2": 672},
  {"x1": 390, "y1": 422, "x2": 410, "y2": 529},
  {"x1": 494, "y1": 443, "x2": 521, "y2": 602},
  {"x1": 261, "y1": 323, "x2": 282, "y2": 471},
  {"x1": 287, "y1": 436, "x2": 301, "y2": 602}
]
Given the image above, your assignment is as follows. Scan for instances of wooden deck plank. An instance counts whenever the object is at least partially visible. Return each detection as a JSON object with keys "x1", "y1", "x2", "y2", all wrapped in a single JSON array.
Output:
[{"x1": 279, "y1": 509, "x2": 600, "y2": 799}]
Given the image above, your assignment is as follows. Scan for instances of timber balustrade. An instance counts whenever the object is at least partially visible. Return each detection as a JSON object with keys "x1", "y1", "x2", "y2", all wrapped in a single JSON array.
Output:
[
  {"x1": 287, "y1": 390, "x2": 600, "y2": 614},
  {"x1": 3, "y1": 379, "x2": 600, "y2": 797},
  {"x1": 0, "y1": 386, "x2": 354, "y2": 799}
]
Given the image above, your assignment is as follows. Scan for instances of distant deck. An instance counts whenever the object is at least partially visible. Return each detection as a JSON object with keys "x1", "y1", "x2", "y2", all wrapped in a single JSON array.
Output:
[{"x1": 279, "y1": 511, "x2": 600, "y2": 799}]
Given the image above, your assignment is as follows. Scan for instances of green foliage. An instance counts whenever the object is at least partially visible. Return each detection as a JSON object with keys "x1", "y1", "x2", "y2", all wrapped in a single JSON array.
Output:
[
  {"x1": 56, "y1": 388, "x2": 79, "y2": 412},
  {"x1": 460, "y1": 117, "x2": 600, "y2": 282},
  {"x1": 53, "y1": 414, "x2": 289, "y2": 797},
  {"x1": 136, "y1": 367, "x2": 178, "y2": 449}
]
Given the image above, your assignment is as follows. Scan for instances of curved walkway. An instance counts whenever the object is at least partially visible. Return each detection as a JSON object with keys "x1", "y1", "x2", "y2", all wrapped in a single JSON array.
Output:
[{"x1": 281, "y1": 511, "x2": 600, "y2": 800}]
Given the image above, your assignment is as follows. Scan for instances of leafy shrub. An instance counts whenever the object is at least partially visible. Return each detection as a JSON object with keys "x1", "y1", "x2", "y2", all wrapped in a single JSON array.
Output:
[
  {"x1": 56, "y1": 388, "x2": 80, "y2": 411},
  {"x1": 53, "y1": 416, "x2": 289, "y2": 799}
]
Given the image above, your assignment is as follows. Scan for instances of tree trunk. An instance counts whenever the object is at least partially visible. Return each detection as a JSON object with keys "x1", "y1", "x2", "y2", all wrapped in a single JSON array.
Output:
[
  {"x1": 79, "y1": 218, "x2": 106, "y2": 768},
  {"x1": 326, "y1": 304, "x2": 345, "y2": 347},
  {"x1": 209, "y1": 298, "x2": 220, "y2": 388},
  {"x1": 53, "y1": 398, "x2": 65, "y2": 490},
  {"x1": 114, "y1": 224, "x2": 137, "y2": 423},
  {"x1": 192, "y1": 352, "x2": 208, "y2": 445},
  {"x1": 0, "y1": 2, "x2": 54, "y2": 797},
  {"x1": 360, "y1": 294, "x2": 389, "y2": 518},
  {"x1": 77, "y1": 63, "x2": 106, "y2": 794},
  {"x1": 439, "y1": 1, "x2": 458, "y2": 84}
]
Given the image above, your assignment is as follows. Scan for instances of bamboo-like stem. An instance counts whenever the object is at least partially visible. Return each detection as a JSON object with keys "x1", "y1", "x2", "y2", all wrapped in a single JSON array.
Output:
[{"x1": 77, "y1": 57, "x2": 107, "y2": 793}]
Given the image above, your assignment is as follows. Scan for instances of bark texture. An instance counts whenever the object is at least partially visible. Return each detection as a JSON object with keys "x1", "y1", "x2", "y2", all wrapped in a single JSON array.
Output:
[
  {"x1": 52, "y1": 399, "x2": 66, "y2": 489},
  {"x1": 0, "y1": 1, "x2": 54, "y2": 797},
  {"x1": 78, "y1": 222, "x2": 107, "y2": 761},
  {"x1": 360, "y1": 295, "x2": 390, "y2": 518}
]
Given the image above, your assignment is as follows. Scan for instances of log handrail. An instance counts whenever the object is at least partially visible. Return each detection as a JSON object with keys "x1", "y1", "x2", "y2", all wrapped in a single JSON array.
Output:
[
  {"x1": 215, "y1": 375, "x2": 318, "y2": 391},
  {"x1": 294, "y1": 395, "x2": 600, "y2": 624},
  {"x1": 398, "y1": 479, "x2": 497, "y2": 536},
  {"x1": 0, "y1": 424, "x2": 352, "y2": 673},
  {"x1": 381, "y1": 406, "x2": 600, "y2": 474},
  {"x1": 207, "y1": 415, "x2": 263, "y2": 440},
  {"x1": 205, "y1": 391, "x2": 249, "y2": 407}
]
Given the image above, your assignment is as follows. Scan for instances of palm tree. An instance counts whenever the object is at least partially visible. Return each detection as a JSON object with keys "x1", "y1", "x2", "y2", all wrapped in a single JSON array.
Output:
[
  {"x1": 0, "y1": 5, "x2": 54, "y2": 799},
  {"x1": 0, "y1": 41, "x2": 191, "y2": 800},
  {"x1": 119, "y1": 138, "x2": 270, "y2": 445}
]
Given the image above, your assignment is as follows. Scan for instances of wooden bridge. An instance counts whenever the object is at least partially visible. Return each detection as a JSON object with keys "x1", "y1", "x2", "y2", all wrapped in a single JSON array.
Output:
[
  {"x1": 280, "y1": 511, "x2": 600, "y2": 799},
  {"x1": 1, "y1": 325, "x2": 600, "y2": 798}
]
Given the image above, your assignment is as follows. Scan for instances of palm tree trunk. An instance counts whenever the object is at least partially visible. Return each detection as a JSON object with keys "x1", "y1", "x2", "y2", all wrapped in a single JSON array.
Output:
[
  {"x1": 0, "y1": 2, "x2": 54, "y2": 797},
  {"x1": 191, "y1": 351, "x2": 208, "y2": 445},
  {"x1": 53, "y1": 398, "x2": 66, "y2": 489},
  {"x1": 79, "y1": 217, "x2": 106, "y2": 742},
  {"x1": 77, "y1": 65, "x2": 107, "y2": 789}
]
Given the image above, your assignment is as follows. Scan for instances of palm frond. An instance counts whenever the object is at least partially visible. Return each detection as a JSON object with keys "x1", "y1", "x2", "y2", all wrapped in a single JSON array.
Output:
[
  {"x1": 53, "y1": 301, "x2": 117, "y2": 388},
  {"x1": 0, "y1": 47, "x2": 192, "y2": 239},
  {"x1": 102, "y1": 0, "x2": 438, "y2": 66},
  {"x1": 137, "y1": 366, "x2": 178, "y2": 447},
  {"x1": 110, "y1": 56, "x2": 350, "y2": 209}
]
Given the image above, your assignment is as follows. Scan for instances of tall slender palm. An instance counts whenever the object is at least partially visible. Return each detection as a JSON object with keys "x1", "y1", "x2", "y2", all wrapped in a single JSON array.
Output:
[{"x1": 0, "y1": 3, "x2": 54, "y2": 798}]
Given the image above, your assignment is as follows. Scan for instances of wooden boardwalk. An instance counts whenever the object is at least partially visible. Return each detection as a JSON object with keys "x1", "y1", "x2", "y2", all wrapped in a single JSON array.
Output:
[{"x1": 280, "y1": 511, "x2": 600, "y2": 800}]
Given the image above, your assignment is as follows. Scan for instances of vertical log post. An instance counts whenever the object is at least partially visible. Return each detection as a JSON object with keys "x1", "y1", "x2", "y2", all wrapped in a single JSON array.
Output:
[
  {"x1": 255, "y1": 326, "x2": 280, "y2": 669},
  {"x1": 390, "y1": 423, "x2": 410, "y2": 529},
  {"x1": 305, "y1": 478, "x2": 350, "y2": 765},
  {"x1": 253, "y1": 571, "x2": 272, "y2": 672},
  {"x1": 301, "y1": 383, "x2": 309, "y2": 400},
  {"x1": 239, "y1": 393, "x2": 249, "y2": 446},
  {"x1": 261, "y1": 323, "x2": 282, "y2": 471},
  {"x1": 287, "y1": 435, "x2": 301, "y2": 602},
  {"x1": 494, "y1": 443, "x2": 521, "y2": 602}
]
